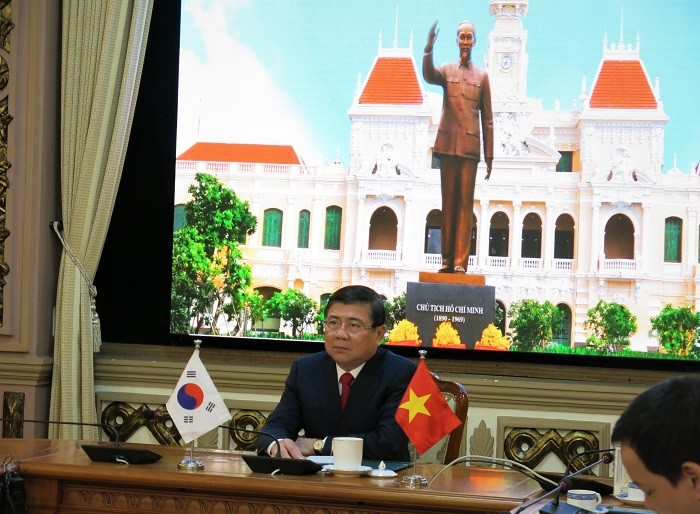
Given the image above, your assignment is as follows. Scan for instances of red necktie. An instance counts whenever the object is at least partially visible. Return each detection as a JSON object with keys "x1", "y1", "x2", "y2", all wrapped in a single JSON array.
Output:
[{"x1": 339, "y1": 372, "x2": 354, "y2": 411}]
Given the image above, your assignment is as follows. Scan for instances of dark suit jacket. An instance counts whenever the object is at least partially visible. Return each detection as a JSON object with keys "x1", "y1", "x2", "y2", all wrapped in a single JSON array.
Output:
[
  {"x1": 423, "y1": 52, "x2": 494, "y2": 162},
  {"x1": 257, "y1": 347, "x2": 417, "y2": 461}
]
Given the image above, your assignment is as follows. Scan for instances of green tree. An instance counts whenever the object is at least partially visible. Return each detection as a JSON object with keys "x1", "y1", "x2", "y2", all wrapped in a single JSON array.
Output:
[
  {"x1": 265, "y1": 288, "x2": 318, "y2": 338},
  {"x1": 171, "y1": 173, "x2": 257, "y2": 335},
  {"x1": 650, "y1": 304, "x2": 700, "y2": 357},
  {"x1": 584, "y1": 300, "x2": 637, "y2": 353},
  {"x1": 384, "y1": 292, "x2": 406, "y2": 331},
  {"x1": 243, "y1": 288, "x2": 267, "y2": 332},
  {"x1": 507, "y1": 299, "x2": 561, "y2": 351}
]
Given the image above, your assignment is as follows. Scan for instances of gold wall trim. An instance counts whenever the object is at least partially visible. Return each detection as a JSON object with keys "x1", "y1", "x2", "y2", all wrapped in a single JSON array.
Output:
[
  {"x1": 2, "y1": 390, "x2": 24, "y2": 437},
  {"x1": 0, "y1": 0, "x2": 12, "y2": 325},
  {"x1": 497, "y1": 416, "x2": 611, "y2": 475}
]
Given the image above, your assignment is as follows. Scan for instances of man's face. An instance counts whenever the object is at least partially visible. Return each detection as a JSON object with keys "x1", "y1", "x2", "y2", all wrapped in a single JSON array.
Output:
[
  {"x1": 456, "y1": 24, "x2": 476, "y2": 62},
  {"x1": 621, "y1": 444, "x2": 700, "y2": 514},
  {"x1": 323, "y1": 302, "x2": 386, "y2": 371}
]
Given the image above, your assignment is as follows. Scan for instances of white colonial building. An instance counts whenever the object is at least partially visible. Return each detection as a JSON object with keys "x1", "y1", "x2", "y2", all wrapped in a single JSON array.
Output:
[{"x1": 175, "y1": 0, "x2": 699, "y2": 348}]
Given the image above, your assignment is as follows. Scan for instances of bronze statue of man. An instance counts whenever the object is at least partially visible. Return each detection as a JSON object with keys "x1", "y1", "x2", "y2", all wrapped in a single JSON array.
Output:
[{"x1": 423, "y1": 20, "x2": 494, "y2": 273}]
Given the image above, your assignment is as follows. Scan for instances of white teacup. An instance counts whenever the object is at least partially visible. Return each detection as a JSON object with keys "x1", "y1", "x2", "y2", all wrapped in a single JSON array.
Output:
[
  {"x1": 627, "y1": 482, "x2": 645, "y2": 502},
  {"x1": 331, "y1": 437, "x2": 363, "y2": 469},
  {"x1": 567, "y1": 489, "x2": 602, "y2": 511}
]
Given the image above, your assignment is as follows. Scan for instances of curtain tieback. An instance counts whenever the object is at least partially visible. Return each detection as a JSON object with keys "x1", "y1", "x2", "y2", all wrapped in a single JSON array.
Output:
[{"x1": 51, "y1": 221, "x2": 102, "y2": 352}]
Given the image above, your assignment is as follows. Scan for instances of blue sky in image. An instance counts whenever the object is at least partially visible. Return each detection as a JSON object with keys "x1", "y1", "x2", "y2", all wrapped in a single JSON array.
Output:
[{"x1": 177, "y1": 0, "x2": 698, "y2": 171}]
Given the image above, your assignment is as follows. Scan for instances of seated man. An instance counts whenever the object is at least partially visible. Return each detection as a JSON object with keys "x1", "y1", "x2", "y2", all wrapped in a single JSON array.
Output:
[
  {"x1": 612, "y1": 375, "x2": 700, "y2": 514},
  {"x1": 257, "y1": 285, "x2": 417, "y2": 461}
]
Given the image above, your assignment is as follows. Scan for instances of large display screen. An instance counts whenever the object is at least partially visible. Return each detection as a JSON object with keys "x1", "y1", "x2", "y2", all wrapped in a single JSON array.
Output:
[{"x1": 97, "y1": 0, "x2": 700, "y2": 371}]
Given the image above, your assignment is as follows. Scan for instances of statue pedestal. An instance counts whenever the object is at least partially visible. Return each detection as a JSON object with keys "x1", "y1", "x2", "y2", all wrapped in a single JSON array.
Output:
[
  {"x1": 405, "y1": 274, "x2": 494, "y2": 349},
  {"x1": 418, "y1": 272, "x2": 485, "y2": 286}
]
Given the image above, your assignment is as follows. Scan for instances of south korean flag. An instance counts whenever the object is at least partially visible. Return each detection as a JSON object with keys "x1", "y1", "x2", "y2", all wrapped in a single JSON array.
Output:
[{"x1": 166, "y1": 349, "x2": 231, "y2": 444}]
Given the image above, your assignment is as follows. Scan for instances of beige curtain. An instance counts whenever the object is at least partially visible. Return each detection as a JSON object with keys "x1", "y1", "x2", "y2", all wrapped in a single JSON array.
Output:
[{"x1": 49, "y1": 0, "x2": 154, "y2": 439}]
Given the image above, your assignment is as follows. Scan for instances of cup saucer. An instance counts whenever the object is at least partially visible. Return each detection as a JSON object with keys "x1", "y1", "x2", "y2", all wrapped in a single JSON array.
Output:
[
  {"x1": 323, "y1": 465, "x2": 372, "y2": 476},
  {"x1": 614, "y1": 493, "x2": 645, "y2": 507},
  {"x1": 566, "y1": 503, "x2": 607, "y2": 513}
]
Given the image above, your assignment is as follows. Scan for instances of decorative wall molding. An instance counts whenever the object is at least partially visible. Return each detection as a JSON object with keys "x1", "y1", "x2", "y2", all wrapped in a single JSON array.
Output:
[
  {"x1": 0, "y1": 0, "x2": 13, "y2": 325},
  {"x1": 497, "y1": 416, "x2": 611, "y2": 475}
]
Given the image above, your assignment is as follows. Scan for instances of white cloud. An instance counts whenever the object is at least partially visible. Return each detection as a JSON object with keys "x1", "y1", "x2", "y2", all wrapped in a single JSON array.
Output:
[{"x1": 177, "y1": 0, "x2": 323, "y2": 164}]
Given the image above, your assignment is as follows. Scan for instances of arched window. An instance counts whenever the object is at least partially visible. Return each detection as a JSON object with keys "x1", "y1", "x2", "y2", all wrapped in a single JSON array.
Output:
[
  {"x1": 664, "y1": 217, "x2": 682, "y2": 263},
  {"x1": 255, "y1": 286, "x2": 281, "y2": 332},
  {"x1": 424, "y1": 209, "x2": 442, "y2": 254},
  {"x1": 489, "y1": 212, "x2": 510, "y2": 257},
  {"x1": 521, "y1": 213, "x2": 542, "y2": 258},
  {"x1": 324, "y1": 205, "x2": 342, "y2": 250},
  {"x1": 297, "y1": 209, "x2": 310, "y2": 248},
  {"x1": 262, "y1": 208, "x2": 283, "y2": 247},
  {"x1": 554, "y1": 214, "x2": 575, "y2": 259},
  {"x1": 603, "y1": 214, "x2": 634, "y2": 259},
  {"x1": 368, "y1": 206, "x2": 398, "y2": 250}
]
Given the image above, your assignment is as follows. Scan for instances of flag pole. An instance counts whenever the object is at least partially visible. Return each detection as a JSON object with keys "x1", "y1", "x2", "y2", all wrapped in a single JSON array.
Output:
[
  {"x1": 400, "y1": 349, "x2": 429, "y2": 488},
  {"x1": 177, "y1": 339, "x2": 206, "y2": 470}
]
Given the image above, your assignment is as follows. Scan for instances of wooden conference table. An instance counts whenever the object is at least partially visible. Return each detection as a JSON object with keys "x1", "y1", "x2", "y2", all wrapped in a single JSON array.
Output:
[{"x1": 1, "y1": 439, "x2": 546, "y2": 514}]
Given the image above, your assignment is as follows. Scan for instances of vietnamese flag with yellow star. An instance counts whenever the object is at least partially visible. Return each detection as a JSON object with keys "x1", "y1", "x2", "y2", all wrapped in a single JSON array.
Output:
[{"x1": 394, "y1": 360, "x2": 462, "y2": 455}]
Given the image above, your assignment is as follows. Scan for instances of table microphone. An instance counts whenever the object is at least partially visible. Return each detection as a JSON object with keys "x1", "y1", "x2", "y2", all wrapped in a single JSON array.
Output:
[
  {"x1": 1, "y1": 417, "x2": 164, "y2": 464},
  {"x1": 565, "y1": 448, "x2": 614, "y2": 477},
  {"x1": 216, "y1": 422, "x2": 323, "y2": 475},
  {"x1": 499, "y1": 477, "x2": 573, "y2": 514},
  {"x1": 539, "y1": 452, "x2": 614, "y2": 514},
  {"x1": 141, "y1": 409, "x2": 321, "y2": 474},
  {"x1": 1, "y1": 417, "x2": 120, "y2": 445}
]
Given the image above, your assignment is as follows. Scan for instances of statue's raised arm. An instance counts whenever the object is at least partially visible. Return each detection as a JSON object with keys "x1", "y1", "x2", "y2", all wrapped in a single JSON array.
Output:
[{"x1": 425, "y1": 20, "x2": 439, "y2": 53}]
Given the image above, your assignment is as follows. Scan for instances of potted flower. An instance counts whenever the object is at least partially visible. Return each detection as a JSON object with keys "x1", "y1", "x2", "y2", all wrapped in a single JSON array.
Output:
[
  {"x1": 474, "y1": 323, "x2": 511, "y2": 351},
  {"x1": 385, "y1": 319, "x2": 422, "y2": 346},
  {"x1": 431, "y1": 321, "x2": 466, "y2": 349}
]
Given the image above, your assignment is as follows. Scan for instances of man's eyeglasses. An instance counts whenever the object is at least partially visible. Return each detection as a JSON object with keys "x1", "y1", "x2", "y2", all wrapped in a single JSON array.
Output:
[{"x1": 323, "y1": 319, "x2": 375, "y2": 335}]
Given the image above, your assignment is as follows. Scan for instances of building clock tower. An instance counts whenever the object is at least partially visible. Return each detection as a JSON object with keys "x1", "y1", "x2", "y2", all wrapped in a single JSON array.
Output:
[{"x1": 487, "y1": 0, "x2": 529, "y2": 103}]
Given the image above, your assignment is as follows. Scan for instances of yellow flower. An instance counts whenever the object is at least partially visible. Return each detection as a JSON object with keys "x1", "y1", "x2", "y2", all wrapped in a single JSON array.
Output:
[
  {"x1": 212, "y1": 274, "x2": 226, "y2": 290},
  {"x1": 432, "y1": 321, "x2": 464, "y2": 348},
  {"x1": 475, "y1": 323, "x2": 510, "y2": 350},
  {"x1": 387, "y1": 319, "x2": 422, "y2": 345}
]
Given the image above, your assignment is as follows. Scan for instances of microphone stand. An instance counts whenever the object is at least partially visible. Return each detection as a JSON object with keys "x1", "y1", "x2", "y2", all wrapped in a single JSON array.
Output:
[
  {"x1": 217, "y1": 423, "x2": 282, "y2": 458},
  {"x1": 539, "y1": 452, "x2": 614, "y2": 514},
  {"x1": 504, "y1": 478, "x2": 573, "y2": 514},
  {"x1": 1, "y1": 417, "x2": 120, "y2": 445}
]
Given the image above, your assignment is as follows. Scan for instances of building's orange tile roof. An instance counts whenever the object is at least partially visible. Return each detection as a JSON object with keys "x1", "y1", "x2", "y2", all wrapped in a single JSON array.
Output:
[
  {"x1": 359, "y1": 56, "x2": 423, "y2": 105},
  {"x1": 589, "y1": 60, "x2": 657, "y2": 109},
  {"x1": 177, "y1": 142, "x2": 301, "y2": 164}
]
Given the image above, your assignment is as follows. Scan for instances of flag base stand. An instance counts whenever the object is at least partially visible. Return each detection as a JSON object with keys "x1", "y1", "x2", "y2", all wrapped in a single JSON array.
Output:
[
  {"x1": 178, "y1": 439, "x2": 204, "y2": 470},
  {"x1": 401, "y1": 474, "x2": 428, "y2": 488},
  {"x1": 178, "y1": 458, "x2": 205, "y2": 470}
]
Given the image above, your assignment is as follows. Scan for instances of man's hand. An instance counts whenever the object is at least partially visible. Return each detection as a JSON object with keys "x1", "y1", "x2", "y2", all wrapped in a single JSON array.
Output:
[
  {"x1": 425, "y1": 20, "x2": 439, "y2": 53},
  {"x1": 485, "y1": 158, "x2": 493, "y2": 181},
  {"x1": 270, "y1": 438, "x2": 305, "y2": 459}
]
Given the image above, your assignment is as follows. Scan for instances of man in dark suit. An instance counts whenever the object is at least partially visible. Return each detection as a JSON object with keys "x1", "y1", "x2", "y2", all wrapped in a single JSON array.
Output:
[
  {"x1": 257, "y1": 285, "x2": 417, "y2": 461},
  {"x1": 612, "y1": 376, "x2": 700, "y2": 514},
  {"x1": 423, "y1": 20, "x2": 494, "y2": 273}
]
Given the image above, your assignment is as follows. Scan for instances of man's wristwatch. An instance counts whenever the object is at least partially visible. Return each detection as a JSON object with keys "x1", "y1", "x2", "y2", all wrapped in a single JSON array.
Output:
[{"x1": 313, "y1": 439, "x2": 325, "y2": 455}]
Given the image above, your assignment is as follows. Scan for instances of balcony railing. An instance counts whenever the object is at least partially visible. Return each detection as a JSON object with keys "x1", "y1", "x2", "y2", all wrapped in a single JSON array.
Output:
[
  {"x1": 486, "y1": 256, "x2": 509, "y2": 268},
  {"x1": 552, "y1": 258, "x2": 573, "y2": 270},
  {"x1": 363, "y1": 250, "x2": 397, "y2": 262},
  {"x1": 602, "y1": 259, "x2": 636, "y2": 271},
  {"x1": 519, "y1": 258, "x2": 542, "y2": 269}
]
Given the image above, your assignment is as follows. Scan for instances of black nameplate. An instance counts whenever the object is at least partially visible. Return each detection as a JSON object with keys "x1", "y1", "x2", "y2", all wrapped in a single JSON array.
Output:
[{"x1": 406, "y1": 282, "x2": 495, "y2": 349}]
